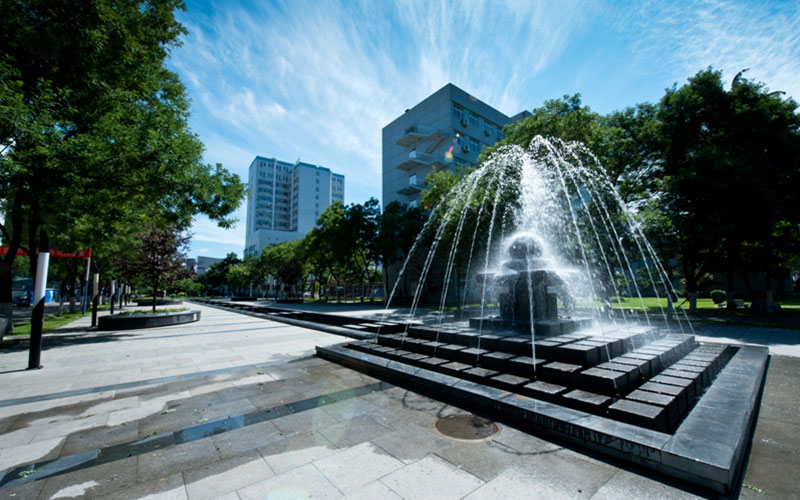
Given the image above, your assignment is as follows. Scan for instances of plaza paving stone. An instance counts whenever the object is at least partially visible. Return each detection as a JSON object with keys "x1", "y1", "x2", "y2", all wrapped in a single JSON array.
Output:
[{"x1": 0, "y1": 301, "x2": 796, "y2": 498}]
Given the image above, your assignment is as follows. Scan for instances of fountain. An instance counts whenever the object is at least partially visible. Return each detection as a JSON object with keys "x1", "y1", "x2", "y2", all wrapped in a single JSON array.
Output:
[
  {"x1": 317, "y1": 136, "x2": 768, "y2": 494},
  {"x1": 470, "y1": 233, "x2": 590, "y2": 336}
]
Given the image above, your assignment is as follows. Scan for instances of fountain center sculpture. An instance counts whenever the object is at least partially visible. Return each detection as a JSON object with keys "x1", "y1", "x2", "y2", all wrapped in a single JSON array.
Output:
[{"x1": 472, "y1": 233, "x2": 586, "y2": 336}]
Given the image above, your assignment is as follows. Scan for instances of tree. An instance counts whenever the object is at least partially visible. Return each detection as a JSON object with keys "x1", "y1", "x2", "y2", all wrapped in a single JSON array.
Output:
[
  {"x1": 0, "y1": 0, "x2": 245, "y2": 331},
  {"x1": 379, "y1": 201, "x2": 426, "y2": 302},
  {"x1": 226, "y1": 263, "x2": 253, "y2": 297},
  {"x1": 260, "y1": 240, "x2": 305, "y2": 299},
  {"x1": 343, "y1": 198, "x2": 382, "y2": 302},
  {"x1": 125, "y1": 223, "x2": 192, "y2": 312},
  {"x1": 304, "y1": 202, "x2": 348, "y2": 301},
  {"x1": 656, "y1": 68, "x2": 800, "y2": 308},
  {"x1": 200, "y1": 253, "x2": 241, "y2": 295}
]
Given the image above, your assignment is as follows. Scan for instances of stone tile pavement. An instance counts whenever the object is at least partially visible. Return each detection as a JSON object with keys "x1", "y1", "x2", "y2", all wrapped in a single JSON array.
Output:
[{"x1": 0, "y1": 302, "x2": 796, "y2": 499}]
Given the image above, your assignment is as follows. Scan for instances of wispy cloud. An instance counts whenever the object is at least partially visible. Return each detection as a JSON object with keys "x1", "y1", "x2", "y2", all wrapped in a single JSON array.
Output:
[
  {"x1": 618, "y1": 0, "x2": 800, "y2": 97},
  {"x1": 171, "y1": 0, "x2": 799, "y2": 258}
]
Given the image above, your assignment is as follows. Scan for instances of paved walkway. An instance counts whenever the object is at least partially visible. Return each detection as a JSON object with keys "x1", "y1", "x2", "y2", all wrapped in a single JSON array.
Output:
[{"x1": 0, "y1": 303, "x2": 795, "y2": 499}]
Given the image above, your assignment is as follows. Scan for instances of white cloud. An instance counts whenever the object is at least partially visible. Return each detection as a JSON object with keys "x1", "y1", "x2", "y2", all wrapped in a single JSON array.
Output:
[{"x1": 619, "y1": 0, "x2": 800, "y2": 98}]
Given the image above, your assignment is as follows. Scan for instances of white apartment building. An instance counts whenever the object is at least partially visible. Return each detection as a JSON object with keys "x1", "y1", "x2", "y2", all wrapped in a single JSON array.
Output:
[{"x1": 244, "y1": 157, "x2": 344, "y2": 257}]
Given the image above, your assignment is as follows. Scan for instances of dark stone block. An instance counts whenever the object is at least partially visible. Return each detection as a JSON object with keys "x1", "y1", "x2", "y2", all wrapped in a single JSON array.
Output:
[
  {"x1": 522, "y1": 380, "x2": 567, "y2": 400},
  {"x1": 612, "y1": 356, "x2": 652, "y2": 379},
  {"x1": 497, "y1": 336, "x2": 531, "y2": 355},
  {"x1": 596, "y1": 362, "x2": 641, "y2": 388},
  {"x1": 418, "y1": 341, "x2": 446, "y2": 355},
  {"x1": 555, "y1": 343, "x2": 600, "y2": 366},
  {"x1": 490, "y1": 373, "x2": 530, "y2": 390},
  {"x1": 508, "y1": 356, "x2": 546, "y2": 377},
  {"x1": 533, "y1": 339, "x2": 562, "y2": 358},
  {"x1": 463, "y1": 366, "x2": 500, "y2": 382},
  {"x1": 458, "y1": 347, "x2": 490, "y2": 364},
  {"x1": 626, "y1": 389, "x2": 679, "y2": 427},
  {"x1": 479, "y1": 351, "x2": 516, "y2": 371},
  {"x1": 578, "y1": 367, "x2": 629, "y2": 395},
  {"x1": 609, "y1": 399, "x2": 668, "y2": 432},
  {"x1": 416, "y1": 356, "x2": 449, "y2": 371},
  {"x1": 639, "y1": 382, "x2": 688, "y2": 415},
  {"x1": 563, "y1": 389, "x2": 611, "y2": 412},
  {"x1": 401, "y1": 352, "x2": 430, "y2": 363},
  {"x1": 436, "y1": 344, "x2": 467, "y2": 360},
  {"x1": 439, "y1": 361, "x2": 473, "y2": 376},
  {"x1": 652, "y1": 374, "x2": 697, "y2": 402},
  {"x1": 378, "y1": 335, "x2": 403, "y2": 348},
  {"x1": 540, "y1": 361, "x2": 583, "y2": 386}
]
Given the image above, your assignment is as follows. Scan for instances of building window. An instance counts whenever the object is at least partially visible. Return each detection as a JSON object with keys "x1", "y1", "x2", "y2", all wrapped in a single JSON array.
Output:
[
  {"x1": 453, "y1": 104, "x2": 463, "y2": 121},
  {"x1": 469, "y1": 138, "x2": 479, "y2": 153}
]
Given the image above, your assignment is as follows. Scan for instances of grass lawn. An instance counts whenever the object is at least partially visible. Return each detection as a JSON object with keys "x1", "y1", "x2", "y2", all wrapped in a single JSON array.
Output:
[{"x1": 1, "y1": 305, "x2": 109, "y2": 347}]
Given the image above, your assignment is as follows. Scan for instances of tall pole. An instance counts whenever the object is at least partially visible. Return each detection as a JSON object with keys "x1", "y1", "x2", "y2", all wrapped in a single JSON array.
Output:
[
  {"x1": 28, "y1": 230, "x2": 50, "y2": 370},
  {"x1": 110, "y1": 279, "x2": 116, "y2": 314},
  {"x1": 91, "y1": 273, "x2": 99, "y2": 327},
  {"x1": 81, "y1": 254, "x2": 91, "y2": 315}
]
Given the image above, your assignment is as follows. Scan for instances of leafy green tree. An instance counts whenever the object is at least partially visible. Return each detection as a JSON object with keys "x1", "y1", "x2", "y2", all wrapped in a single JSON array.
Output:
[
  {"x1": 379, "y1": 201, "x2": 426, "y2": 302},
  {"x1": 0, "y1": 0, "x2": 245, "y2": 330},
  {"x1": 200, "y1": 253, "x2": 241, "y2": 295},
  {"x1": 304, "y1": 202, "x2": 348, "y2": 300},
  {"x1": 226, "y1": 263, "x2": 253, "y2": 296},
  {"x1": 260, "y1": 240, "x2": 305, "y2": 299},
  {"x1": 344, "y1": 198, "x2": 382, "y2": 302},
  {"x1": 656, "y1": 68, "x2": 800, "y2": 308},
  {"x1": 123, "y1": 223, "x2": 193, "y2": 312}
]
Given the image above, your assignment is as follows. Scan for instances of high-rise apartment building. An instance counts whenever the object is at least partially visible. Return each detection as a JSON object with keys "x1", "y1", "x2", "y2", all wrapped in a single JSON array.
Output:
[
  {"x1": 244, "y1": 157, "x2": 344, "y2": 257},
  {"x1": 382, "y1": 83, "x2": 530, "y2": 207}
]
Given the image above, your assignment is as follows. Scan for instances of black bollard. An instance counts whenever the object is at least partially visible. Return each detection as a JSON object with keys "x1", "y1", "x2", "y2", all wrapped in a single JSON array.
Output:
[{"x1": 28, "y1": 230, "x2": 51, "y2": 370}]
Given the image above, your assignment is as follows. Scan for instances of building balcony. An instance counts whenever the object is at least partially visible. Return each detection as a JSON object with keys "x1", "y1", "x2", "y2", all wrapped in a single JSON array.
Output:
[
  {"x1": 396, "y1": 125, "x2": 448, "y2": 149},
  {"x1": 397, "y1": 177, "x2": 426, "y2": 196},
  {"x1": 396, "y1": 151, "x2": 445, "y2": 172}
]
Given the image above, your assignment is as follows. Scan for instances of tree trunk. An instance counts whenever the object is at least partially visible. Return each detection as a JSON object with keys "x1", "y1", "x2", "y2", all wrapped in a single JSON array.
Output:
[
  {"x1": 689, "y1": 291, "x2": 697, "y2": 313},
  {"x1": 152, "y1": 277, "x2": 158, "y2": 313}
]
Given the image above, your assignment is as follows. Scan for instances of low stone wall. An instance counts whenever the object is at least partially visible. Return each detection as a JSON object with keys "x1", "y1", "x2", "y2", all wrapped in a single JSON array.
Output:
[
  {"x1": 134, "y1": 299, "x2": 183, "y2": 307},
  {"x1": 98, "y1": 310, "x2": 200, "y2": 330}
]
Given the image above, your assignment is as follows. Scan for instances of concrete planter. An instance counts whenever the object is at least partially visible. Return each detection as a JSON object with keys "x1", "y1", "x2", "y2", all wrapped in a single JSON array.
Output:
[
  {"x1": 134, "y1": 299, "x2": 183, "y2": 307},
  {"x1": 98, "y1": 310, "x2": 200, "y2": 330},
  {"x1": 230, "y1": 296, "x2": 260, "y2": 302}
]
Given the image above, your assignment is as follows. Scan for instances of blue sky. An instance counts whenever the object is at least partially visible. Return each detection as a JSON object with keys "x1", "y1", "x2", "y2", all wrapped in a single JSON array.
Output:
[{"x1": 167, "y1": 0, "x2": 800, "y2": 259}]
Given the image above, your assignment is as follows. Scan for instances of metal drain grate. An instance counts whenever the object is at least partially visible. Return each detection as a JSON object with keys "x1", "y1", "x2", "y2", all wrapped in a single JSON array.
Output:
[{"x1": 435, "y1": 414, "x2": 499, "y2": 441}]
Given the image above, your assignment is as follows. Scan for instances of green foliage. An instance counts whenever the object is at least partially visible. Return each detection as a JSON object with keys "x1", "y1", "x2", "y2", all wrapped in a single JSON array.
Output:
[
  {"x1": 172, "y1": 278, "x2": 203, "y2": 296},
  {"x1": 710, "y1": 290, "x2": 727, "y2": 305},
  {"x1": 199, "y1": 253, "x2": 240, "y2": 293},
  {"x1": 0, "y1": 0, "x2": 245, "y2": 308},
  {"x1": 259, "y1": 239, "x2": 306, "y2": 296}
]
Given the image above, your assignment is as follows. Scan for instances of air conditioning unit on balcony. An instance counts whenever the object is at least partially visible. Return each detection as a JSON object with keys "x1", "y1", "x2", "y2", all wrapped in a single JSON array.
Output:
[
  {"x1": 462, "y1": 145, "x2": 470, "y2": 153},
  {"x1": 405, "y1": 125, "x2": 417, "y2": 134},
  {"x1": 484, "y1": 128, "x2": 491, "y2": 136},
  {"x1": 461, "y1": 118, "x2": 468, "y2": 127}
]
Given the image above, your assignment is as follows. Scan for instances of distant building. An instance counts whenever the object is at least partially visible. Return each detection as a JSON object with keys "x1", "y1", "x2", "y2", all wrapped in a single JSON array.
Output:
[
  {"x1": 382, "y1": 83, "x2": 530, "y2": 208},
  {"x1": 244, "y1": 157, "x2": 345, "y2": 257},
  {"x1": 196, "y1": 256, "x2": 223, "y2": 275}
]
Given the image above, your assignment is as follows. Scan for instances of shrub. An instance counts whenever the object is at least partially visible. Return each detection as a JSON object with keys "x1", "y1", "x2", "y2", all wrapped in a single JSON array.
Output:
[{"x1": 710, "y1": 289, "x2": 727, "y2": 305}]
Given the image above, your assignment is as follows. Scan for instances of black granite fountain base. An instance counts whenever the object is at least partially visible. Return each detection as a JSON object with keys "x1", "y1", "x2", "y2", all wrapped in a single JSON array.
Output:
[{"x1": 316, "y1": 321, "x2": 768, "y2": 495}]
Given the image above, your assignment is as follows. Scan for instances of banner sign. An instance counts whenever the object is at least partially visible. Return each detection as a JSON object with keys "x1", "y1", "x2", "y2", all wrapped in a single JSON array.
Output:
[{"x1": 0, "y1": 246, "x2": 91, "y2": 259}]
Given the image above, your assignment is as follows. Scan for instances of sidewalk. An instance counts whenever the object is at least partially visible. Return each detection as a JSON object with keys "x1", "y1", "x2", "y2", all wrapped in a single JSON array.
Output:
[{"x1": 0, "y1": 303, "x2": 795, "y2": 498}]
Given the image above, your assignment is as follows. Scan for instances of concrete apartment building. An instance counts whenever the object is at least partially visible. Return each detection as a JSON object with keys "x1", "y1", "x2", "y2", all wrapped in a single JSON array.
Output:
[
  {"x1": 382, "y1": 83, "x2": 530, "y2": 207},
  {"x1": 244, "y1": 157, "x2": 344, "y2": 257}
]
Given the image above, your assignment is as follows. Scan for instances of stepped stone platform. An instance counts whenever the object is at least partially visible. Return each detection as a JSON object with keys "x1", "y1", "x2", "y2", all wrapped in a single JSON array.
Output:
[
  {"x1": 316, "y1": 320, "x2": 768, "y2": 495},
  {"x1": 193, "y1": 299, "x2": 767, "y2": 494}
]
